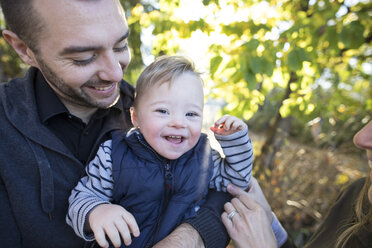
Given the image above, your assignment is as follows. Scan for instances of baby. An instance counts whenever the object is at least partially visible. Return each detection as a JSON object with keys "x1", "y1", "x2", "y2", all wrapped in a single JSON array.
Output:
[{"x1": 67, "y1": 55, "x2": 253, "y2": 247}]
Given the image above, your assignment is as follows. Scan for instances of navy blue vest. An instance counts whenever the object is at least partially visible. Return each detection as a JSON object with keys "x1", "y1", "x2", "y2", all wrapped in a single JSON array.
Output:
[{"x1": 111, "y1": 129, "x2": 214, "y2": 247}]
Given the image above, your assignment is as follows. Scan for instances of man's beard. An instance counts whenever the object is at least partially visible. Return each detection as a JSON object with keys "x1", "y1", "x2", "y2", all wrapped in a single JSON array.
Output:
[{"x1": 37, "y1": 58, "x2": 120, "y2": 109}]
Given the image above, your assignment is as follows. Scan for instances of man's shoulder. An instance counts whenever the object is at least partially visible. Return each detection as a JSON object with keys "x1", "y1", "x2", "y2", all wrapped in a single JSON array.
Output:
[
  {"x1": 0, "y1": 68, "x2": 38, "y2": 108},
  {"x1": 118, "y1": 79, "x2": 135, "y2": 109},
  {"x1": 0, "y1": 67, "x2": 36, "y2": 91},
  {"x1": 119, "y1": 79, "x2": 135, "y2": 97}
]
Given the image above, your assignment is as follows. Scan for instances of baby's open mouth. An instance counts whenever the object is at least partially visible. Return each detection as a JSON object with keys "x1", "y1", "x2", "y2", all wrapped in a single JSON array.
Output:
[{"x1": 165, "y1": 135, "x2": 184, "y2": 144}]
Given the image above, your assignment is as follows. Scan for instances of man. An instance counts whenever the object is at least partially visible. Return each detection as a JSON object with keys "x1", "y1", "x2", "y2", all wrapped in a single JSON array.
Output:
[{"x1": 0, "y1": 0, "x2": 230, "y2": 247}]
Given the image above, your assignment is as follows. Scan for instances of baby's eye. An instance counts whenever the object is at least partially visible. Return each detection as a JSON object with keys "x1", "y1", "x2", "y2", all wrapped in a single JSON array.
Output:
[
  {"x1": 156, "y1": 109, "x2": 168, "y2": 114},
  {"x1": 186, "y1": 112, "x2": 199, "y2": 117}
]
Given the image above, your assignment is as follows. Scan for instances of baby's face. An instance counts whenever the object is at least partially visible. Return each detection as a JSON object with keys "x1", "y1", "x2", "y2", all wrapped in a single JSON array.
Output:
[{"x1": 131, "y1": 72, "x2": 204, "y2": 160}]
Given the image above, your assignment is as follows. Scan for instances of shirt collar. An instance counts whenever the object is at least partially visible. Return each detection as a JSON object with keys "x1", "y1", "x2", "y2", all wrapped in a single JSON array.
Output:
[
  {"x1": 34, "y1": 69, "x2": 124, "y2": 123},
  {"x1": 35, "y1": 70, "x2": 68, "y2": 123}
]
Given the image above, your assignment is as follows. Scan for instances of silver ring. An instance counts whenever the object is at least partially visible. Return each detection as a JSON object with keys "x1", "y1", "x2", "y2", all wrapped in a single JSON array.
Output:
[{"x1": 227, "y1": 210, "x2": 238, "y2": 221}]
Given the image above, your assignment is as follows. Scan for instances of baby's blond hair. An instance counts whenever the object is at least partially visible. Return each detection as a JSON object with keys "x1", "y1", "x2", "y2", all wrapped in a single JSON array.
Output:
[{"x1": 134, "y1": 55, "x2": 202, "y2": 108}]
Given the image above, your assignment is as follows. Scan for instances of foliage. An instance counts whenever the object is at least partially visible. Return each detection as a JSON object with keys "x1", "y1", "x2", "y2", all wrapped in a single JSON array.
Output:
[
  {"x1": 0, "y1": 12, "x2": 25, "y2": 81},
  {"x1": 249, "y1": 130, "x2": 368, "y2": 247},
  {"x1": 131, "y1": 0, "x2": 371, "y2": 147},
  {"x1": 120, "y1": 0, "x2": 156, "y2": 84},
  {"x1": 1, "y1": 1, "x2": 371, "y2": 245},
  {"x1": 130, "y1": 2, "x2": 371, "y2": 242},
  {"x1": 2, "y1": 2, "x2": 370, "y2": 130}
]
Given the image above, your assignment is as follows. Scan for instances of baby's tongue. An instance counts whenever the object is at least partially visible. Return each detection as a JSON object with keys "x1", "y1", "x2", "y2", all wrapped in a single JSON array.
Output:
[{"x1": 166, "y1": 136, "x2": 182, "y2": 144}]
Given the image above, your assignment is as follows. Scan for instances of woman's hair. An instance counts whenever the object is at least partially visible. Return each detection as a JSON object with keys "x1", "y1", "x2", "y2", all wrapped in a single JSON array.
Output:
[
  {"x1": 133, "y1": 55, "x2": 202, "y2": 109},
  {"x1": 336, "y1": 175, "x2": 372, "y2": 248}
]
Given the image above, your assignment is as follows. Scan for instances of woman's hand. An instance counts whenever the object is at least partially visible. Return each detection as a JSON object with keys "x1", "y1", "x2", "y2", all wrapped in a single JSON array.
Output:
[{"x1": 222, "y1": 179, "x2": 278, "y2": 248}]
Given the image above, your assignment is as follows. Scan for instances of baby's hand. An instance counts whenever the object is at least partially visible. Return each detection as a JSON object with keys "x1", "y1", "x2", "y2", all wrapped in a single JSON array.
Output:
[
  {"x1": 210, "y1": 115, "x2": 247, "y2": 136},
  {"x1": 88, "y1": 204, "x2": 140, "y2": 248}
]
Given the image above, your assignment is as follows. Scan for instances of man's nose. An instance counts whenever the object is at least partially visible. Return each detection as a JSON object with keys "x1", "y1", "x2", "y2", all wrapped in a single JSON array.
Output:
[{"x1": 97, "y1": 51, "x2": 124, "y2": 82}]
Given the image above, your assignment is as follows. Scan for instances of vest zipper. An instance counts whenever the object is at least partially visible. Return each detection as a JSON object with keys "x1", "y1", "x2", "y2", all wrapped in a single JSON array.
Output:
[
  {"x1": 144, "y1": 161, "x2": 173, "y2": 248},
  {"x1": 164, "y1": 162, "x2": 173, "y2": 202},
  {"x1": 135, "y1": 133, "x2": 174, "y2": 247}
]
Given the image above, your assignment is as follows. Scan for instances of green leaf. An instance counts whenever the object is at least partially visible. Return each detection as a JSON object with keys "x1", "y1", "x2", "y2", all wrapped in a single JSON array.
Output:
[
  {"x1": 210, "y1": 56, "x2": 223, "y2": 78},
  {"x1": 288, "y1": 48, "x2": 302, "y2": 71},
  {"x1": 325, "y1": 26, "x2": 338, "y2": 50},
  {"x1": 248, "y1": 56, "x2": 262, "y2": 75},
  {"x1": 230, "y1": 69, "x2": 243, "y2": 83},
  {"x1": 340, "y1": 21, "x2": 365, "y2": 49},
  {"x1": 288, "y1": 47, "x2": 310, "y2": 71},
  {"x1": 298, "y1": 48, "x2": 311, "y2": 62},
  {"x1": 248, "y1": 56, "x2": 274, "y2": 76},
  {"x1": 243, "y1": 71, "x2": 257, "y2": 91},
  {"x1": 202, "y1": 0, "x2": 219, "y2": 6},
  {"x1": 244, "y1": 39, "x2": 260, "y2": 51},
  {"x1": 241, "y1": 55, "x2": 257, "y2": 89},
  {"x1": 262, "y1": 58, "x2": 274, "y2": 76}
]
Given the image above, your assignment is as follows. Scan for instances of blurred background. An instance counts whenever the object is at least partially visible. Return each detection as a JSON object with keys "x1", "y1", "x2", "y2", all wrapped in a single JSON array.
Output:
[{"x1": 1, "y1": 0, "x2": 371, "y2": 246}]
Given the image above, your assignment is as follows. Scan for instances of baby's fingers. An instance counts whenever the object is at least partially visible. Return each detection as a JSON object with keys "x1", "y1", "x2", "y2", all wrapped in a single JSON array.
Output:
[
  {"x1": 231, "y1": 120, "x2": 245, "y2": 131},
  {"x1": 225, "y1": 117, "x2": 245, "y2": 131},
  {"x1": 122, "y1": 212, "x2": 140, "y2": 237},
  {"x1": 93, "y1": 227, "x2": 109, "y2": 248},
  {"x1": 214, "y1": 115, "x2": 230, "y2": 126},
  {"x1": 114, "y1": 220, "x2": 132, "y2": 247},
  {"x1": 116, "y1": 211, "x2": 140, "y2": 246},
  {"x1": 104, "y1": 224, "x2": 123, "y2": 248}
]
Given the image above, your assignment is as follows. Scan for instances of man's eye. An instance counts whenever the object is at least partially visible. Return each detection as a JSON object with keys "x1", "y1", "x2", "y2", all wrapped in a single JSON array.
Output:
[
  {"x1": 114, "y1": 43, "x2": 128, "y2": 52},
  {"x1": 73, "y1": 54, "x2": 97, "y2": 66}
]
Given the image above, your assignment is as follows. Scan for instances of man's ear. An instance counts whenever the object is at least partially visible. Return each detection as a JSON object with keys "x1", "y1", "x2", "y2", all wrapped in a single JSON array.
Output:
[
  {"x1": 130, "y1": 106, "x2": 139, "y2": 128},
  {"x1": 2, "y1": 30, "x2": 38, "y2": 67}
]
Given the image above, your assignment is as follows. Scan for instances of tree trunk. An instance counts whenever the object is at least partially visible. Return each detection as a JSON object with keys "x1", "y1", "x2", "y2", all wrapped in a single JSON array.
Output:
[{"x1": 254, "y1": 72, "x2": 297, "y2": 179}]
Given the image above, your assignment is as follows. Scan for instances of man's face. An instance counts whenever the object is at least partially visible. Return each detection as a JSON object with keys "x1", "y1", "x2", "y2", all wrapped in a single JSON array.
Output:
[
  {"x1": 131, "y1": 72, "x2": 204, "y2": 160},
  {"x1": 31, "y1": 0, "x2": 131, "y2": 110}
]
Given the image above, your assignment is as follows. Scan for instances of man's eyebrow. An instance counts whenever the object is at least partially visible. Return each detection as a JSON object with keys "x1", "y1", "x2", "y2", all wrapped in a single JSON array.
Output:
[
  {"x1": 116, "y1": 29, "x2": 130, "y2": 44},
  {"x1": 59, "y1": 30, "x2": 130, "y2": 56}
]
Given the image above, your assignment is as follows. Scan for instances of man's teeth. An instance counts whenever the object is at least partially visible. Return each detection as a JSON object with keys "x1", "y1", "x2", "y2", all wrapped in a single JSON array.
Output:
[{"x1": 93, "y1": 85, "x2": 112, "y2": 91}]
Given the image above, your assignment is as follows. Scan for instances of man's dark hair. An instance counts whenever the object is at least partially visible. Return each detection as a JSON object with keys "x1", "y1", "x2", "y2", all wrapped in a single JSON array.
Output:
[{"x1": 1, "y1": 0, "x2": 45, "y2": 53}]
